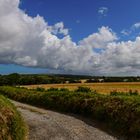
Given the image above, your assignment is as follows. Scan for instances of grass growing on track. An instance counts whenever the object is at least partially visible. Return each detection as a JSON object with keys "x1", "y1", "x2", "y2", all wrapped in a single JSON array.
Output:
[
  {"x1": 0, "y1": 95, "x2": 28, "y2": 140},
  {"x1": 0, "y1": 86, "x2": 140, "y2": 139}
]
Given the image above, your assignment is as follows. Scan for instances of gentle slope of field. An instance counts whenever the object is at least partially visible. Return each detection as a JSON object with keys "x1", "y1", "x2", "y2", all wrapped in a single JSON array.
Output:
[{"x1": 23, "y1": 82, "x2": 140, "y2": 94}]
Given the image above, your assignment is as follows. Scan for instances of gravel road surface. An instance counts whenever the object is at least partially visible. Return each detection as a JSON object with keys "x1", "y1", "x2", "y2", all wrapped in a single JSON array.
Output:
[{"x1": 12, "y1": 101, "x2": 118, "y2": 140}]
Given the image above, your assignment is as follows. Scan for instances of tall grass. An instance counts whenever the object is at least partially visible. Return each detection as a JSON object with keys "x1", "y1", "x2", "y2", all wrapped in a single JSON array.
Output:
[{"x1": 0, "y1": 95, "x2": 28, "y2": 140}]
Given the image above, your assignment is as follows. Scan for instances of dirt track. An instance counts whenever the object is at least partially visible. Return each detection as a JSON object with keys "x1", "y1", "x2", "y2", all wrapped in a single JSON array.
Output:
[{"x1": 13, "y1": 101, "x2": 118, "y2": 140}]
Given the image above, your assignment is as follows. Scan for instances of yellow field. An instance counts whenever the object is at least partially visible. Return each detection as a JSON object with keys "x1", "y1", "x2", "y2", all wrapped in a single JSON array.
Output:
[{"x1": 23, "y1": 82, "x2": 140, "y2": 94}]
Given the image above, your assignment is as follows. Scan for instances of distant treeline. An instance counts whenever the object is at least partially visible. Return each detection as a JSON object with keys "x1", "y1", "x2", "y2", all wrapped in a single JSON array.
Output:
[
  {"x1": 0, "y1": 73, "x2": 140, "y2": 86},
  {"x1": 86, "y1": 76, "x2": 140, "y2": 83},
  {"x1": 0, "y1": 73, "x2": 80, "y2": 85}
]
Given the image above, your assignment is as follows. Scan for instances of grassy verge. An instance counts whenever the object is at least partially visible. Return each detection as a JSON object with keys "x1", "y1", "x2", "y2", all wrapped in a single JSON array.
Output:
[
  {"x1": 0, "y1": 86, "x2": 140, "y2": 139},
  {"x1": 0, "y1": 94, "x2": 28, "y2": 140}
]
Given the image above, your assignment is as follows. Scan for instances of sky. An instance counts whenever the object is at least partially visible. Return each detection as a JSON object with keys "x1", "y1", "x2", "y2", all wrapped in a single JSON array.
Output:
[{"x1": 0, "y1": 0, "x2": 140, "y2": 76}]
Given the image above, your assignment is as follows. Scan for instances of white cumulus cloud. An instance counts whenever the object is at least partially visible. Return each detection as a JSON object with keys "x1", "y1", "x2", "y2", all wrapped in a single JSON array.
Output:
[
  {"x1": 48, "y1": 22, "x2": 69, "y2": 36},
  {"x1": 79, "y1": 26, "x2": 117, "y2": 48},
  {"x1": 0, "y1": 0, "x2": 140, "y2": 76}
]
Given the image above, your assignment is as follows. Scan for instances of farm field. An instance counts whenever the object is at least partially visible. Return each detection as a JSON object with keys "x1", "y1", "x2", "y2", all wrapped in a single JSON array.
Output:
[{"x1": 23, "y1": 82, "x2": 140, "y2": 94}]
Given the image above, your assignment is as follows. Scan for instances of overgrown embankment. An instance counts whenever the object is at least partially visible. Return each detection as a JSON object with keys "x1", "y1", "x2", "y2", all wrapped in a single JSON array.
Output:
[
  {"x1": 0, "y1": 86, "x2": 140, "y2": 139},
  {"x1": 0, "y1": 95, "x2": 28, "y2": 140}
]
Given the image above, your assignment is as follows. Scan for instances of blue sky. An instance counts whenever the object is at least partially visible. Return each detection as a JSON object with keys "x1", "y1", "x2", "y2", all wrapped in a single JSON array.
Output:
[
  {"x1": 19, "y1": 0, "x2": 140, "y2": 41},
  {"x1": 0, "y1": 0, "x2": 140, "y2": 75}
]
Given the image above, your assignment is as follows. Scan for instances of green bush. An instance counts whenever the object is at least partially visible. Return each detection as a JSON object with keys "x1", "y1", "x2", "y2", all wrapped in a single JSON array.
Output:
[
  {"x1": 36, "y1": 87, "x2": 46, "y2": 92},
  {"x1": 59, "y1": 88, "x2": 69, "y2": 92},
  {"x1": 110, "y1": 90, "x2": 126, "y2": 96},
  {"x1": 1, "y1": 86, "x2": 140, "y2": 139},
  {"x1": 47, "y1": 87, "x2": 59, "y2": 91},
  {"x1": 75, "y1": 86, "x2": 92, "y2": 92},
  {"x1": 0, "y1": 95, "x2": 28, "y2": 140},
  {"x1": 110, "y1": 90, "x2": 139, "y2": 96}
]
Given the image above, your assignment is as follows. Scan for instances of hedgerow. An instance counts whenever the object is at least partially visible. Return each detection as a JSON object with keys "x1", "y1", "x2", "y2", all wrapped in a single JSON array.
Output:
[{"x1": 0, "y1": 86, "x2": 140, "y2": 139}]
